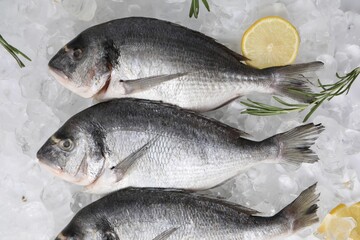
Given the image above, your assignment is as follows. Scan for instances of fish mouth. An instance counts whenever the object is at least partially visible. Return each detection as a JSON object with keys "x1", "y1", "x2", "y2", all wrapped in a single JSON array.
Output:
[
  {"x1": 37, "y1": 157, "x2": 65, "y2": 177},
  {"x1": 48, "y1": 66, "x2": 93, "y2": 98},
  {"x1": 37, "y1": 157, "x2": 85, "y2": 184},
  {"x1": 48, "y1": 66, "x2": 109, "y2": 99},
  {"x1": 49, "y1": 66, "x2": 70, "y2": 86}
]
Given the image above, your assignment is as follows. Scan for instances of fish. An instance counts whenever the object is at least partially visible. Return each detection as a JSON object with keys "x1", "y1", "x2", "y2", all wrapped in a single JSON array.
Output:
[
  {"x1": 37, "y1": 98, "x2": 324, "y2": 194},
  {"x1": 55, "y1": 184, "x2": 319, "y2": 240},
  {"x1": 48, "y1": 17, "x2": 323, "y2": 112}
]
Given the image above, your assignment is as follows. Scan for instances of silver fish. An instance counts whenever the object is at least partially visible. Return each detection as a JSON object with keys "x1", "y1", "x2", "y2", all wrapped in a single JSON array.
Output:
[
  {"x1": 48, "y1": 17, "x2": 323, "y2": 112},
  {"x1": 37, "y1": 99, "x2": 323, "y2": 194},
  {"x1": 55, "y1": 184, "x2": 319, "y2": 240}
]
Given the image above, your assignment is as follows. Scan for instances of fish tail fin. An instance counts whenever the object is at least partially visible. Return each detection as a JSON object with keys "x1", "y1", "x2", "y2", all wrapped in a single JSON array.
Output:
[
  {"x1": 269, "y1": 61, "x2": 324, "y2": 103},
  {"x1": 271, "y1": 123, "x2": 324, "y2": 166},
  {"x1": 278, "y1": 183, "x2": 320, "y2": 232}
]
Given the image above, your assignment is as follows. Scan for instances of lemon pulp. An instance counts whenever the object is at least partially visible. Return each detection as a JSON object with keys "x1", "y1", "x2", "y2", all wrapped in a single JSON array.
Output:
[
  {"x1": 317, "y1": 202, "x2": 360, "y2": 240},
  {"x1": 241, "y1": 16, "x2": 300, "y2": 69}
]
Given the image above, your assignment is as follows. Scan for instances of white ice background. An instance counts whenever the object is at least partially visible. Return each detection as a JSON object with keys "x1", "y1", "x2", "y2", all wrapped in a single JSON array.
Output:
[{"x1": 0, "y1": 0, "x2": 360, "y2": 239}]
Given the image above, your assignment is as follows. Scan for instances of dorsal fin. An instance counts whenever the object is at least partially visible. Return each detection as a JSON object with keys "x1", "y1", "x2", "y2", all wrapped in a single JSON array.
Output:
[
  {"x1": 101, "y1": 17, "x2": 249, "y2": 63},
  {"x1": 165, "y1": 19, "x2": 250, "y2": 62},
  {"x1": 126, "y1": 187, "x2": 261, "y2": 216},
  {"x1": 187, "y1": 191, "x2": 260, "y2": 215}
]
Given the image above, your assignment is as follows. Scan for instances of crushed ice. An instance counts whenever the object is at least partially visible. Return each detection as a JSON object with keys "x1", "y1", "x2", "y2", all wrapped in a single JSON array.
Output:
[{"x1": 0, "y1": 0, "x2": 359, "y2": 239}]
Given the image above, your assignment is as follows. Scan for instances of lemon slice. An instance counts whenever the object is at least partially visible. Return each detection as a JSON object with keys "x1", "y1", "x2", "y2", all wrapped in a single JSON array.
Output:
[
  {"x1": 317, "y1": 202, "x2": 360, "y2": 240},
  {"x1": 241, "y1": 16, "x2": 300, "y2": 69}
]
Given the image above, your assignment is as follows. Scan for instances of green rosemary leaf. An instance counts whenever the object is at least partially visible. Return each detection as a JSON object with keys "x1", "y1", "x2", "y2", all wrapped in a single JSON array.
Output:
[
  {"x1": 194, "y1": 0, "x2": 200, "y2": 18},
  {"x1": 189, "y1": 0, "x2": 195, "y2": 17},
  {"x1": 202, "y1": 0, "x2": 210, "y2": 11},
  {"x1": 0, "y1": 34, "x2": 31, "y2": 68},
  {"x1": 303, "y1": 98, "x2": 326, "y2": 122},
  {"x1": 189, "y1": 0, "x2": 211, "y2": 18},
  {"x1": 273, "y1": 96, "x2": 308, "y2": 108}
]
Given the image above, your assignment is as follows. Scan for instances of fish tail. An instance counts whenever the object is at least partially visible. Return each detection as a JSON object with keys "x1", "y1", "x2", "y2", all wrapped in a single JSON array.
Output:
[
  {"x1": 272, "y1": 123, "x2": 324, "y2": 166},
  {"x1": 269, "y1": 61, "x2": 324, "y2": 103},
  {"x1": 277, "y1": 183, "x2": 320, "y2": 232}
]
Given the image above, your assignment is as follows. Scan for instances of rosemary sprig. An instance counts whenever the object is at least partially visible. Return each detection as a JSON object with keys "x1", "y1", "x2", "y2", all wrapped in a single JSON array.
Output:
[
  {"x1": 0, "y1": 34, "x2": 31, "y2": 68},
  {"x1": 189, "y1": 0, "x2": 210, "y2": 18},
  {"x1": 241, "y1": 97, "x2": 308, "y2": 116},
  {"x1": 241, "y1": 67, "x2": 360, "y2": 122}
]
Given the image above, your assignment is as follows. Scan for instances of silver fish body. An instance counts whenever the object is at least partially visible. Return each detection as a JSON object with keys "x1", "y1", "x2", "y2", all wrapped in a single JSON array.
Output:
[
  {"x1": 48, "y1": 17, "x2": 323, "y2": 111},
  {"x1": 37, "y1": 99, "x2": 323, "y2": 194},
  {"x1": 55, "y1": 185, "x2": 319, "y2": 240}
]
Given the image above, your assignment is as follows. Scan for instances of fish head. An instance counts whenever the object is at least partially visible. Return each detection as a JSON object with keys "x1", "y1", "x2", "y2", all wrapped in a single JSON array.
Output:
[
  {"x1": 48, "y1": 32, "x2": 113, "y2": 98},
  {"x1": 56, "y1": 217, "x2": 119, "y2": 240},
  {"x1": 37, "y1": 121, "x2": 105, "y2": 186}
]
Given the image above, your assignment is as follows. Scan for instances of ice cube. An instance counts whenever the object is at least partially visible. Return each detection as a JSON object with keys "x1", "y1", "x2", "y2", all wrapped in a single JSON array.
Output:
[
  {"x1": 348, "y1": 107, "x2": 360, "y2": 131},
  {"x1": 341, "y1": 0, "x2": 360, "y2": 13},
  {"x1": 165, "y1": 0, "x2": 186, "y2": 3},
  {"x1": 255, "y1": 2, "x2": 290, "y2": 20},
  {"x1": 315, "y1": 0, "x2": 341, "y2": 14},
  {"x1": 279, "y1": 174, "x2": 298, "y2": 193},
  {"x1": 61, "y1": 0, "x2": 97, "y2": 21},
  {"x1": 70, "y1": 191, "x2": 102, "y2": 213},
  {"x1": 343, "y1": 129, "x2": 360, "y2": 155},
  {"x1": 316, "y1": 54, "x2": 338, "y2": 83}
]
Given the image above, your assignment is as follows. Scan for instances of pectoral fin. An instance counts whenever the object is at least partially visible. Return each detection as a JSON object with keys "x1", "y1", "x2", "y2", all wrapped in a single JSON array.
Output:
[
  {"x1": 112, "y1": 136, "x2": 160, "y2": 182},
  {"x1": 122, "y1": 73, "x2": 187, "y2": 94},
  {"x1": 152, "y1": 227, "x2": 178, "y2": 240}
]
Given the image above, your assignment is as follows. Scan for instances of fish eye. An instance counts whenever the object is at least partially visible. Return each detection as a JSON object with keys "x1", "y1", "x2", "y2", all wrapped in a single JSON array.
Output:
[
  {"x1": 73, "y1": 48, "x2": 83, "y2": 59},
  {"x1": 59, "y1": 139, "x2": 74, "y2": 151}
]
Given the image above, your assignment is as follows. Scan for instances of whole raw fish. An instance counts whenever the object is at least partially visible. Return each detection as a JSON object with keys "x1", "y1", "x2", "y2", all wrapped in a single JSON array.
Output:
[
  {"x1": 55, "y1": 184, "x2": 319, "y2": 240},
  {"x1": 48, "y1": 17, "x2": 323, "y2": 111},
  {"x1": 37, "y1": 99, "x2": 323, "y2": 194}
]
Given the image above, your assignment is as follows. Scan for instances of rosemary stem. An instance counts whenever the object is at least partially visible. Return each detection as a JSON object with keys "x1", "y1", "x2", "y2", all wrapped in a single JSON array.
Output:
[{"x1": 0, "y1": 34, "x2": 31, "y2": 68}]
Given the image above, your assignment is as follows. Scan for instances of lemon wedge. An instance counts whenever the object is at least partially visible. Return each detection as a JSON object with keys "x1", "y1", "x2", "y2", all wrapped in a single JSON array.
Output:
[
  {"x1": 241, "y1": 16, "x2": 300, "y2": 69},
  {"x1": 317, "y1": 202, "x2": 360, "y2": 240}
]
